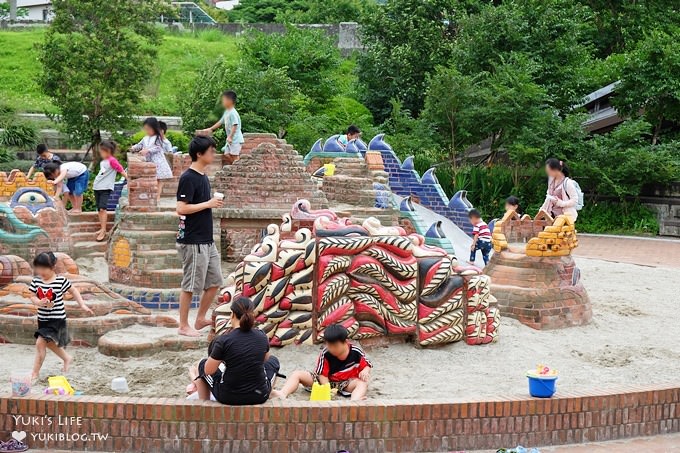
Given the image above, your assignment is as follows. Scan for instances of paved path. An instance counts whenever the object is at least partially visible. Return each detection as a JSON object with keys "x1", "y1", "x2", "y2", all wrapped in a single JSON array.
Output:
[
  {"x1": 574, "y1": 234, "x2": 680, "y2": 268},
  {"x1": 469, "y1": 432, "x2": 680, "y2": 452}
]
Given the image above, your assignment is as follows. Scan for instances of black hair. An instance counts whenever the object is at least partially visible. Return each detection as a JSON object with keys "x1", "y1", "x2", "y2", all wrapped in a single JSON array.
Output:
[
  {"x1": 222, "y1": 90, "x2": 237, "y2": 103},
  {"x1": 188, "y1": 136, "x2": 216, "y2": 162},
  {"x1": 468, "y1": 208, "x2": 482, "y2": 219},
  {"x1": 143, "y1": 117, "x2": 163, "y2": 146},
  {"x1": 231, "y1": 296, "x2": 255, "y2": 332},
  {"x1": 159, "y1": 121, "x2": 168, "y2": 134},
  {"x1": 323, "y1": 324, "x2": 349, "y2": 343},
  {"x1": 43, "y1": 162, "x2": 61, "y2": 180},
  {"x1": 36, "y1": 144, "x2": 48, "y2": 155},
  {"x1": 546, "y1": 158, "x2": 570, "y2": 177},
  {"x1": 33, "y1": 251, "x2": 57, "y2": 269},
  {"x1": 347, "y1": 125, "x2": 361, "y2": 135},
  {"x1": 505, "y1": 196, "x2": 523, "y2": 216},
  {"x1": 100, "y1": 140, "x2": 117, "y2": 154}
]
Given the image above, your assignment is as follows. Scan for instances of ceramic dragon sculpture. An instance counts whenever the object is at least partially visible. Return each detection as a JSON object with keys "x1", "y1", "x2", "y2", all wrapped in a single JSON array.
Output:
[{"x1": 215, "y1": 201, "x2": 500, "y2": 348}]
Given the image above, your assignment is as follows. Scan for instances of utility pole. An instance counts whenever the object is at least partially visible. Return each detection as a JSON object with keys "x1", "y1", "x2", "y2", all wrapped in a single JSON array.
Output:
[{"x1": 9, "y1": 0, "x2": 17, "y2": 20}]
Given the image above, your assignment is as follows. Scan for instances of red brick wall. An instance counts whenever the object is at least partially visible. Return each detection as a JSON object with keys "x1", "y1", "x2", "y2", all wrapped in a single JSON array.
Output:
[{"x1": 2, "y1": 384, "x2": 680, "y2": 452}]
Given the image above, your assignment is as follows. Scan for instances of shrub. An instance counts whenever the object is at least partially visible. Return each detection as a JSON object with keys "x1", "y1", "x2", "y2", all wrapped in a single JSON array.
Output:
[
  {"x1": 240, "y1": 26, "x2": 341, "y2": 106},
  {"x1": 0, "y1": 159, "x2": 34, "y2": 173},
  {"x1": 179, "y1": 58, "x2": 299, "y2": 137},
  {"x1": 0, "y1": 122, "x2": 39, "y2": 150},
  {"x1": 577, "y1": 202, "x2": 659, "y2": 235}
]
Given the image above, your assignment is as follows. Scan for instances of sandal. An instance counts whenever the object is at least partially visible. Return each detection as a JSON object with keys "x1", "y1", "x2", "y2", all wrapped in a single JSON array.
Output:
[
  {"x1": 0, "y1": 438, "x2": 29, "y2": 452},
  {"x1": 96, "y1": 231, "x2": 107, "y2": 242}
]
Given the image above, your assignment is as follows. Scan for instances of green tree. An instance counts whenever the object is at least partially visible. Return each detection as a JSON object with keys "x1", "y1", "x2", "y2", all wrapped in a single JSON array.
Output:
[
  {"x1": 228, "y1": 0, "x2": 307, "y2": 23},
  {"x1": 228, "y1": 0, "x2": 368, "y2": 23},
  {"x1": 573, "y1": 119, "x2": 680, "y2": 199},
  {"x1": 179, "y1": 58, "x2": 299, "y2": 137},
  {"x1": 240, "y1": 26, "x2": 341, "y2": 106},
  {"x1": 611, "y1": 28, "x2": 680, "y2": 144},
  {"x1": 38, "y1": 0, "x2": 168, "y2": 157},
  {"x1": 421, "y1": 66, "x2": 482, "y2": 166},
  {"x1": 576, "y1": 0, "x2": 680, "y2": 57},
  {"x1": 452, "y1": 0, "x2": 597, "y2": 111},
  {"x1": 278, "y1": 0, "x2": 367, "y2": 23},
  {"x1": 357, "y1": 0, "x2": 462, "y2": 121}
]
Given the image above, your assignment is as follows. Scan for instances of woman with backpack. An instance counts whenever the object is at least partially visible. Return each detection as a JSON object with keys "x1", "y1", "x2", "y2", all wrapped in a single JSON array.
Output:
[{"x1": 539, "y1": 158, "x2": 582, "y2": 222}]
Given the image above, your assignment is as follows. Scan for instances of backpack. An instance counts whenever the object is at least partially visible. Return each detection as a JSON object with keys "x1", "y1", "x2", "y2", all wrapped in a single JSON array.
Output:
[{"x1": 563, "y1": 178, "x2": 584, "y2": 211}]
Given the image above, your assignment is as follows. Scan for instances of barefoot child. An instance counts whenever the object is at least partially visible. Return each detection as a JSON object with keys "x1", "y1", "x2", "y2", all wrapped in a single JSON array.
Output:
[
  {"x1": 29, "y1": 252, "x2": 93, "y2": 379},
  {"x1": 272, "y1": 324, "x2": 372, "y2": 401},
  {"x1": 93, "y1": 140, "x2": 127, "y2": 241},
  {"x1": 468, "y1": 209, "x2": 492, "y2": 265},
  {"x1": 129, "y1": 117, "x2": 173, "y2": 201},
  {"x1": 43, "y1": 161, "x2": 89, "y2": 213}
]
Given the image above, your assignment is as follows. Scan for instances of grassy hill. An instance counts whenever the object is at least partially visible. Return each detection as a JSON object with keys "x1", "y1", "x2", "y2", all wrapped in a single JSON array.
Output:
[{"x1": 0, "y1": 28, "x2": 240, "y2": 116}]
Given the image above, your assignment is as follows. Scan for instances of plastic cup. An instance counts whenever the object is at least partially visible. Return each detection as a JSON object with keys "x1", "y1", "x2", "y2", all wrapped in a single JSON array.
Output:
[
  {"x1": 214, "y1": 192, "x2": 224, "y2": 201},
  {"x1": 111, "y1": 377, "x2": 129, "y2": 393},
  {"x1": 10, "y1": 370, "x2": 32, "y2": 397}
]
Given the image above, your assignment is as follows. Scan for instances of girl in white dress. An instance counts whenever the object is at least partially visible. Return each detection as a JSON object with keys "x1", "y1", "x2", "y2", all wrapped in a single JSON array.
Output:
[{"x1": 129, "y1": 117, "x2": 174, "y2": 201}]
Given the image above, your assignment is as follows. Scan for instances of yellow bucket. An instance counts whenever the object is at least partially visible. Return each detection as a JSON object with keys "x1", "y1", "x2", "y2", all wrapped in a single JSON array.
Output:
[{"x1": 309, "y1": 382, "x2": 331, "y2": 401}]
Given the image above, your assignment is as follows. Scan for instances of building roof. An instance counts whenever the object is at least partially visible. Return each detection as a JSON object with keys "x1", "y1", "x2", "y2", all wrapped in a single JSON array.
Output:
[
  {"x1": 577, "y1": 81, "x2": 620, "y2": 108},
  {"x1": 16, "y1": 0, "x2": 51, "y2": 7}
]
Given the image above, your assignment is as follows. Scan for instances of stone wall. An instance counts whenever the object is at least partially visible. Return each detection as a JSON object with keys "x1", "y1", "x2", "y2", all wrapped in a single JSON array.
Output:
[{"x1": 3, "y1": 384, "x2": 680, "y2": 452}]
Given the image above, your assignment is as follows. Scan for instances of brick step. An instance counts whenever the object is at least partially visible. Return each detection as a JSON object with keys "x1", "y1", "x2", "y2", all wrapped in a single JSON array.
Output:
[
  {"x1": 148, "y1": 269, "x2": 183, "y2": 287},
  {"x1": 70, "y1": 231, "x2": 111, "y2": 242},
  {"x1": 134, "y1": 249, "x2": 182, "y2": 271},
  {"x1": 72, "y1": 241, "x2": 108, "y2": 258},
  {"x1": 118, "y1": 211, "x2": 179, "y2": 229},
  {"x1": 69, "y1": 222, "x2": 115, "y2": 234},
  {"x1": 68, "y1": 212, "x2": 115, "y2": 223}
]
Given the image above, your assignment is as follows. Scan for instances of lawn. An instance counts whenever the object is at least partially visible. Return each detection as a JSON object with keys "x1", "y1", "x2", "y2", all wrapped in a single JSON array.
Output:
[{"x1": 0, "y1": 28, "x2": 240, "y2": 116}]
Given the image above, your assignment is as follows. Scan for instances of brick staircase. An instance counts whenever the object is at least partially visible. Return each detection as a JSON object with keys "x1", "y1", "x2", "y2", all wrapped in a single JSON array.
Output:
[{"x1": 67, "y1": 212, "x2": 115, "y2": 259}]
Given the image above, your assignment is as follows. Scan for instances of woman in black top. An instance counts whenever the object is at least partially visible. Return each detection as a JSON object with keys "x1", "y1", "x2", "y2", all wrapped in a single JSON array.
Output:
[{"x1": 196, "y1": 297, "x2": 280, "y2": 405}]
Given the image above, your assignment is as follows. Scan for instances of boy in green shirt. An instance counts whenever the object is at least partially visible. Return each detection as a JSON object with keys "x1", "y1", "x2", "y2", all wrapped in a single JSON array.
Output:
[{"x1": 199, "y1": 90, "x2": 244, "y2": 165}]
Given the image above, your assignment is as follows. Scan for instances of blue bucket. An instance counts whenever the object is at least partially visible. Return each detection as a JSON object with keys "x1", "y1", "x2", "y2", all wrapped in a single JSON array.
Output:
[{"x1": 527, "y1": 373, "x2": 557, "y2": 398}]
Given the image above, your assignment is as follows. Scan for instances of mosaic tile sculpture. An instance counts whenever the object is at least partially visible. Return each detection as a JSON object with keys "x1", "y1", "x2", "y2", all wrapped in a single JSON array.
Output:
[
  {"x1": 214, "y1": 202, "x2": 500, "y2": 348},
  {"x1": 484, "y1": 210, "x2": 591, "y2": 329},
  {"x1": 303, "y1": 134, "x2": 475, "y2": 234},
  {"x1": 0, "y1": 186, "x2": 66, "y2": 260}
]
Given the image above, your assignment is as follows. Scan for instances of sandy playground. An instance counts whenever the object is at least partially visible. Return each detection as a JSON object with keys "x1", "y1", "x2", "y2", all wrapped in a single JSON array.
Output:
[{"x1": 1, "y1": 256, "x2": 679, "y2": 400}]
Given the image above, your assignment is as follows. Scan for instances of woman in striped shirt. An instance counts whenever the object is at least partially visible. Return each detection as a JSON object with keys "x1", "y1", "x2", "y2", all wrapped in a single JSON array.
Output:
[{"x1": 29, "y1": 252, "x2": 93, "y2": 380}]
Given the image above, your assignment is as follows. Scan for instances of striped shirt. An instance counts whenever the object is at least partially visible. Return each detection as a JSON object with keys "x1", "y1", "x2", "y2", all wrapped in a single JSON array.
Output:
[
  {"x1": 472, "y1": 221, "x2": 492, "y2": 242},
  {"x1": 315, "y1": 343, "x2": 372, "y2": 382},
  {"x1": 29, "y1": 276, "x2": 72, "y2": 321}
]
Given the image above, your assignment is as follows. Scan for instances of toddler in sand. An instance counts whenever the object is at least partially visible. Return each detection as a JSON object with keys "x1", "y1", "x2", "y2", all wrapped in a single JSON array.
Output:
[
  {"x1": 29, "y1": 252, "x2": 93, "y2": 379},
  {"x1": 271, "y1": 324, "x2": 372, "y2": 401}
]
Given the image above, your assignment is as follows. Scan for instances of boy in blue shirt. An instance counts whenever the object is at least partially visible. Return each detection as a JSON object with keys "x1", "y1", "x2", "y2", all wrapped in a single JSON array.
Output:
[{"x1": 199, "y1": 90, "x2": 244, "y2": 164}]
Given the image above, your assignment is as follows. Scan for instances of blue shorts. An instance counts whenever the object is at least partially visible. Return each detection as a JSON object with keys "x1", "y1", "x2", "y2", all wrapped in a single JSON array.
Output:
[{"x1": 65, "y1": 170, "x2": 89, "y2": 196}]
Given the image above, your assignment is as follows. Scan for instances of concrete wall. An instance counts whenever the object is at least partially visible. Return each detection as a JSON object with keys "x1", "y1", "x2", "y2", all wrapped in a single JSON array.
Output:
[{"x1": 640, "y1": 182, "x2": 680, "y2": 237}]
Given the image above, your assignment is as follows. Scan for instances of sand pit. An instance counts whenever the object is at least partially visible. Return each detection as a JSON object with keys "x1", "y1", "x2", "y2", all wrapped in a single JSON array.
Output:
[{"x1": 2, "y1": 257, "x2": 679, "y2": 400}]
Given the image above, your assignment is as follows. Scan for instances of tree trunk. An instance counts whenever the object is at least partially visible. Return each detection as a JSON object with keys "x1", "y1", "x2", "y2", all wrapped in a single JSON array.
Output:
[{"x1": 83, "y1": 129, "x2": 102, "y2": 170}]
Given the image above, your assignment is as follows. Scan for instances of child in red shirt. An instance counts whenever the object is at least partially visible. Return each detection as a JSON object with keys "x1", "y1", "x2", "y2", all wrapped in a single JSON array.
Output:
[{"x1": 271, "y1": 324, "x2": 372, "y2": 401}]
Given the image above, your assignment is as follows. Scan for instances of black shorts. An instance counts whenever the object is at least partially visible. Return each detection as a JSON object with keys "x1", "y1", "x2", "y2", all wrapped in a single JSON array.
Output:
[
  {"x1": 35, "y1": 318, "x2": 70, "y2": 347},
  {"x1": 198, "y1": 356, "x2": 280, "y2": 405},
  {"x1": 94, "y1": 189, "x2": 112, "y2": 211}
]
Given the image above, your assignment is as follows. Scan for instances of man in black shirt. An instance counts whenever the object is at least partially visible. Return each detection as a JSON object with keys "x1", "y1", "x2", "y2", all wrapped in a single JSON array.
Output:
[{"x1": 176, "y1": 136, "x2": 224, "y2": 336}]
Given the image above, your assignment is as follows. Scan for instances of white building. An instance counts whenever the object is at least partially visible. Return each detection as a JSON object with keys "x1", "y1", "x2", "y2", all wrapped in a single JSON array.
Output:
[{"x1": 2, "y1": 0, "x2": 53, "y2": 21}]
